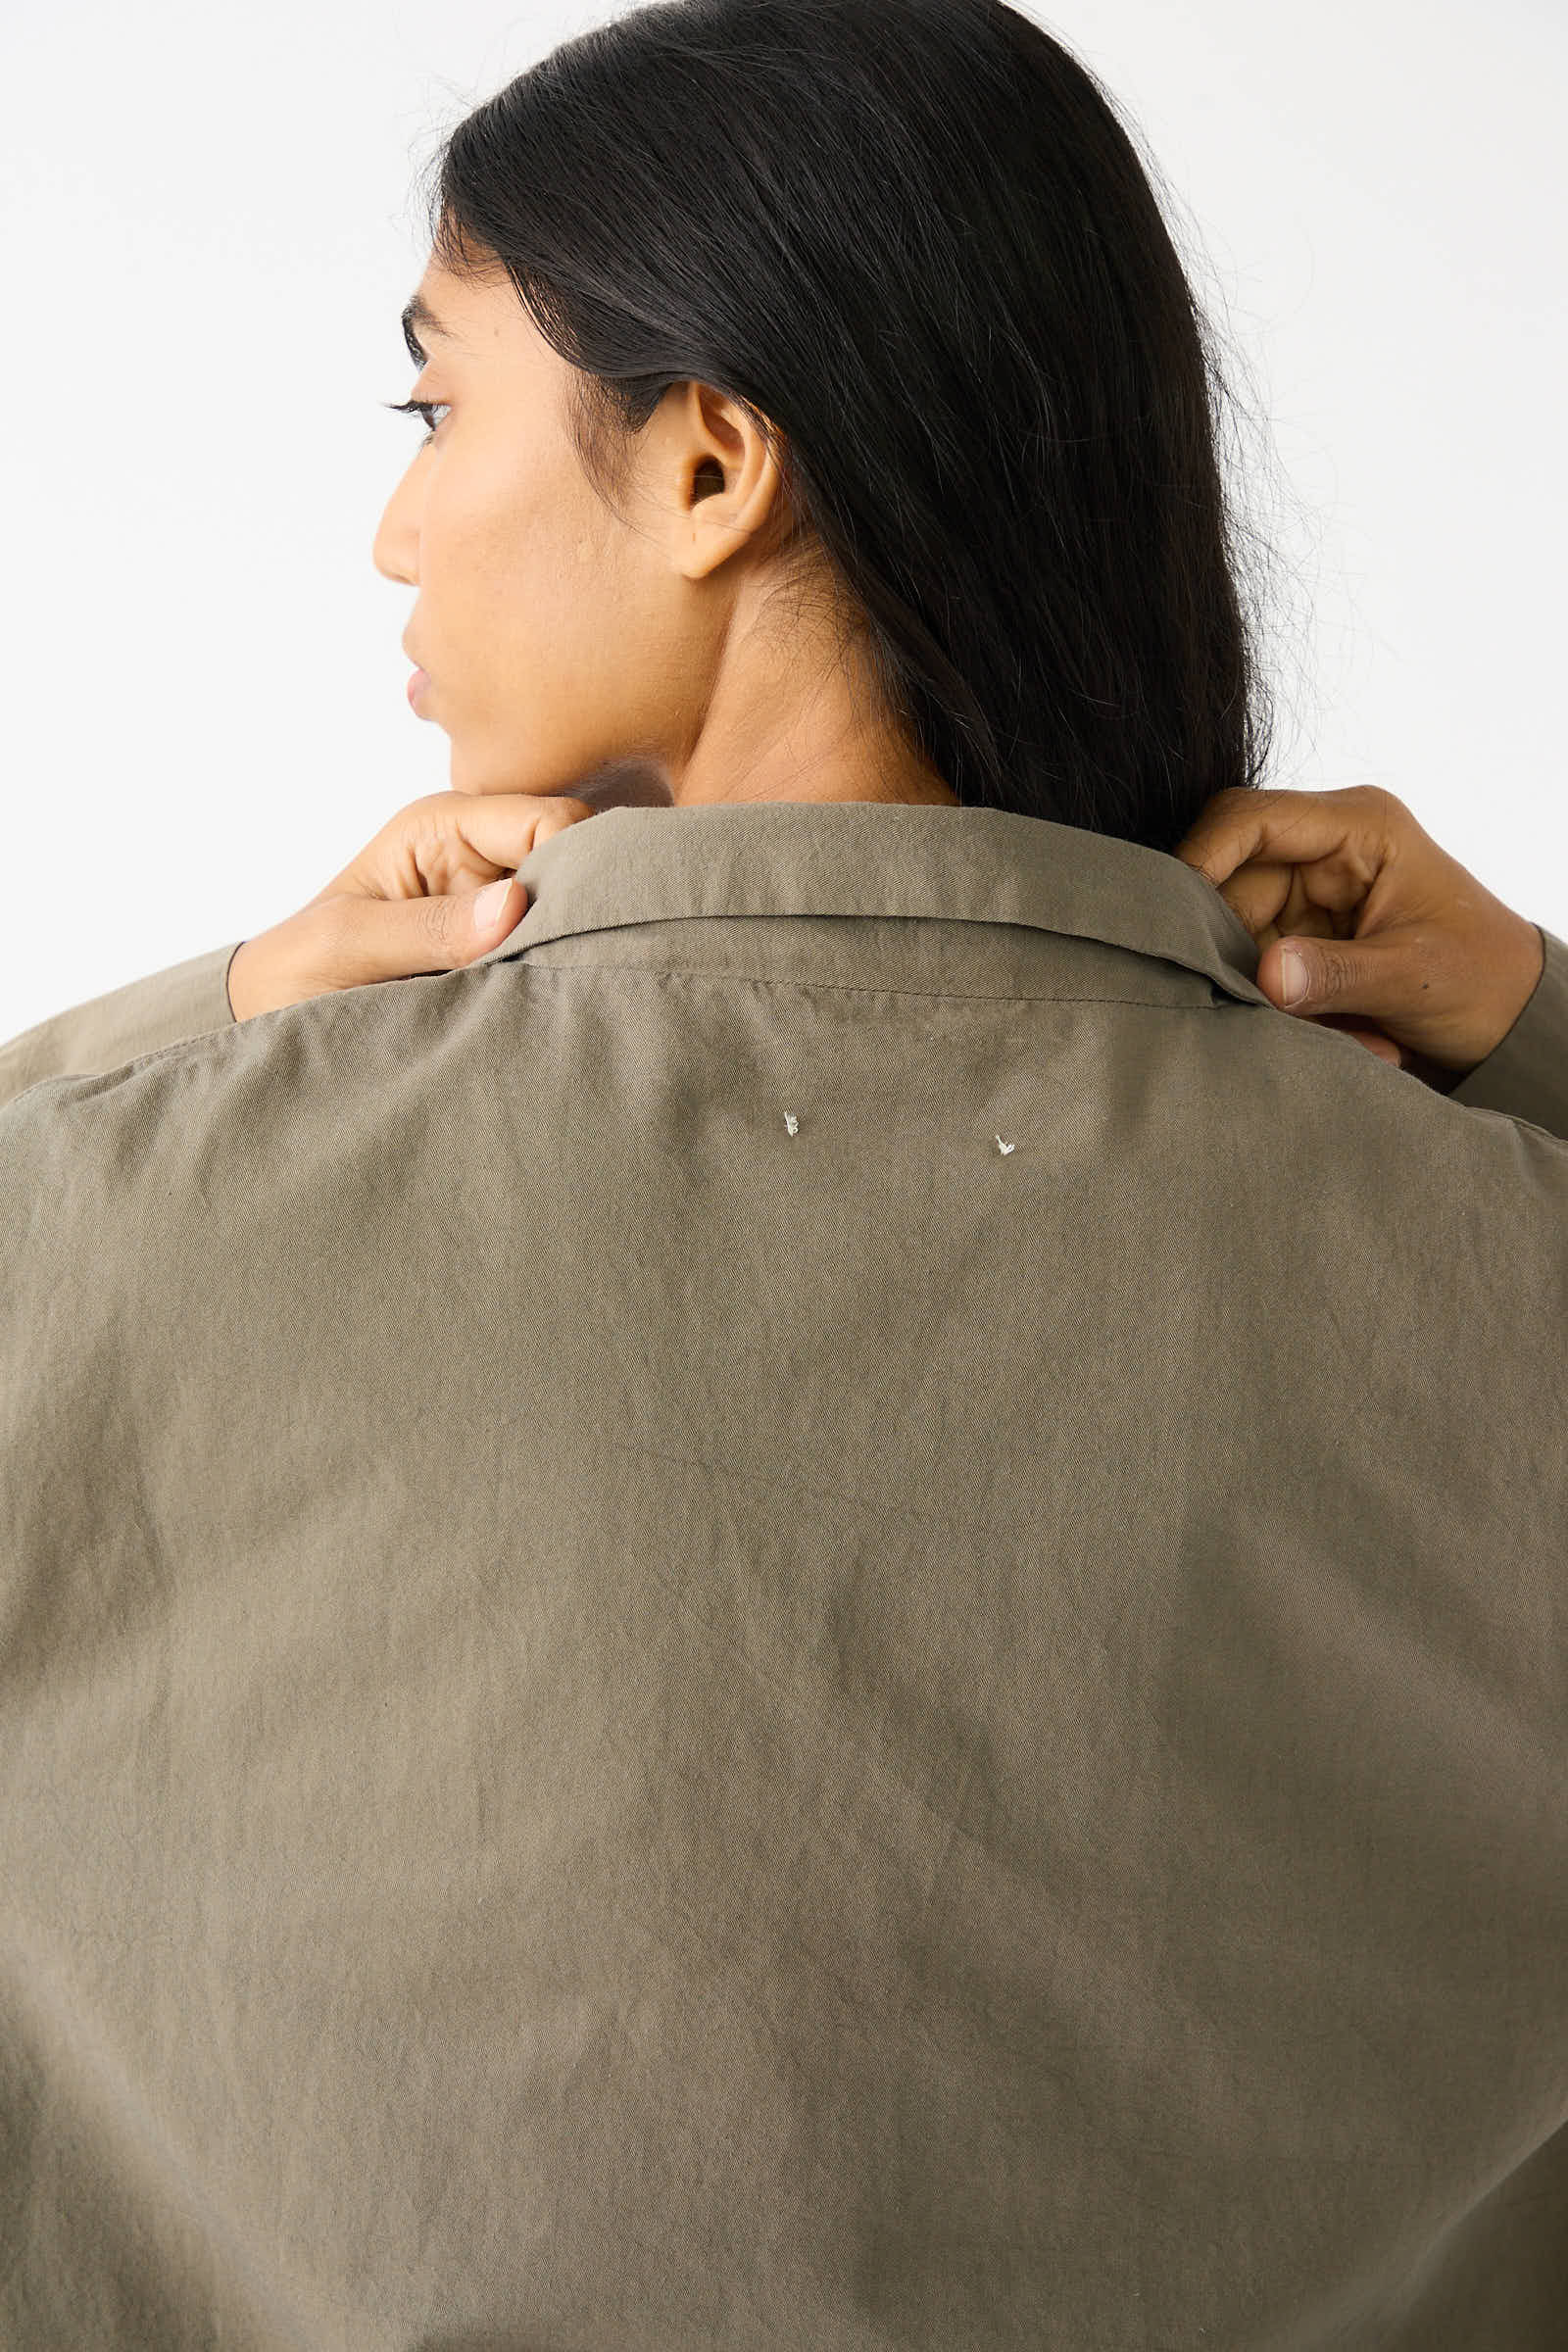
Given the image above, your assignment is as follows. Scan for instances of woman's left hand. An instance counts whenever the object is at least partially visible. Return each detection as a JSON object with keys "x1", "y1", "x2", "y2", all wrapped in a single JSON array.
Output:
[
  {"x1": 1171, "y1": 784, "x2": 1544, "y2": 1089},
  {"x1": 225, "y1": 789, "x2": 599, "y2": 1021}
]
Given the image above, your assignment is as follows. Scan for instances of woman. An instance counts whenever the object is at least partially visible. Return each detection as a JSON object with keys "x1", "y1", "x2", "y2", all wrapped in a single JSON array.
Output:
[
  {"x1": 210, "y1": 0, "x2": 1545, "y2": 1088},
  {"x1": 1, "y1": 5, "x2": 1563, "y2": 2349}
]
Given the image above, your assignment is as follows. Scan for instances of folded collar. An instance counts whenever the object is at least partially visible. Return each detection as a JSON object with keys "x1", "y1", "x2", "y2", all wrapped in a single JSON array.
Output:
[{"x1": 472, "y1": 799, "x2": 1273, "y2": 1009}]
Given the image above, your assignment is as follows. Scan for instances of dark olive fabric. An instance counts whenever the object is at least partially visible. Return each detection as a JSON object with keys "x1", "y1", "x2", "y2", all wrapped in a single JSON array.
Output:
[{"x1": 1, "y1": 799, "x2": 1564, "y2": 2351}]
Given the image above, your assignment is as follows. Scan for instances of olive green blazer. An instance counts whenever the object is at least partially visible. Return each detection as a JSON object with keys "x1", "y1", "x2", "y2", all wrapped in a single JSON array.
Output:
[{"x1": 2, "y1": 800, "x2": 1564, "y2": 2349}]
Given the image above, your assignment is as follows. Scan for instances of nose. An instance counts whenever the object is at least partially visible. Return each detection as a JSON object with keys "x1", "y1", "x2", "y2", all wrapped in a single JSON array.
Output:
[{"x1": 371, "y1": 466, "x2": 419, "y2": 586}]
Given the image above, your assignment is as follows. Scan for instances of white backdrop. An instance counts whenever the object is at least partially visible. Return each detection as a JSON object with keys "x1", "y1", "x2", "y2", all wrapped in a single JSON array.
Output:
[{"x1": 1, "y1": 0, "x2": 1562, "y2": 1039}]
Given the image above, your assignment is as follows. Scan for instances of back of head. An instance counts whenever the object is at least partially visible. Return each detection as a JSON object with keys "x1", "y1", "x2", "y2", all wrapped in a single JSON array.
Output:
[{"x1": 422, "y1": 0, "x2": 1287, "y2": 854}]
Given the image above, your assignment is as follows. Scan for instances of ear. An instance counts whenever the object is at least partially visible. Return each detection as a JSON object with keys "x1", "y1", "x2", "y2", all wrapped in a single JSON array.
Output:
[{"x1": 672, "y1": 379, "x2": 788, "y2": 580}]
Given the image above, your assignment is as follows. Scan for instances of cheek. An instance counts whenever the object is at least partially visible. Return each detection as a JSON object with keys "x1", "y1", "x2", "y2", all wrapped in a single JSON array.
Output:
[{"x1": 443, "y1": 459, "x2": 601, "y2": 644}]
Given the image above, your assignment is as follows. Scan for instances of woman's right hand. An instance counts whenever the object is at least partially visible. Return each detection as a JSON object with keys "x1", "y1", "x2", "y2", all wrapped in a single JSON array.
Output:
[
  {"x1": 1171, "y1": 785, "x2": 1544, "y2": 1091},
  {"x1": 226, "y1": 788, "x2": 599, "y2": 1021}
]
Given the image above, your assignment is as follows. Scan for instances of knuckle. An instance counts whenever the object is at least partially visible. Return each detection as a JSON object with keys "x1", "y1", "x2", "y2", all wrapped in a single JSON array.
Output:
[
  {"x1": 533, "y1": 799, "x2": 596, "y2": 848},
  {"x1": 388, "y1": 791, "x2": 448, "y2": 838},
  {"x1": 1359, "y1": 783, "x2": 1407, "y2": 826},
  {"x1": 427, "y1": 892, "x2": 467, "y2": 955},
  {"x1": 1191, "y1": 786, "x2": 1250, "y2": 830}
]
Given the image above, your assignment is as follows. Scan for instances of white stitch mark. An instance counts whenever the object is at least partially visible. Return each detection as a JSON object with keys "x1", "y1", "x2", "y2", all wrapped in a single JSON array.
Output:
[
  {"x1": 995, "y1": 1134, "x2": 1016, "y2": 1155},
  {"x1": 784, "y1": 1111, "x2": 800, "y2": 1136}
]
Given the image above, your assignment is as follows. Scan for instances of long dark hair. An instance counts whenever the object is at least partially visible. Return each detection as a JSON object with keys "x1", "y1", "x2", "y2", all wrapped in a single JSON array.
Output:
[{"x1": 418, "y1": 0, "x2": 1299, "y2": 852}]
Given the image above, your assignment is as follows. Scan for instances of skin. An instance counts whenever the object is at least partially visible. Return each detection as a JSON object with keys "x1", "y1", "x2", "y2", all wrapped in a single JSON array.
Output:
[
  {"x1": 371, "y1": 251, "x2": 958, "y2": 812},
  {"x1": 233, "y1": 251, "x2": 1542, "y2": 1078}
]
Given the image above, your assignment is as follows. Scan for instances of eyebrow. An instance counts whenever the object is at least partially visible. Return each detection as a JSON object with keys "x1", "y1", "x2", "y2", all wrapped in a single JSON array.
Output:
[{"x1": 400, "y1": 295, "x2": 451, "y2": 366}]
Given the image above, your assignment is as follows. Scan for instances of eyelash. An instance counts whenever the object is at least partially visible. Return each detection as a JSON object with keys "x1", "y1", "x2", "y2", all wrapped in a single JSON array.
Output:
[{"x1": 382, "y1": 398, "x2": 450, "y2": 442}]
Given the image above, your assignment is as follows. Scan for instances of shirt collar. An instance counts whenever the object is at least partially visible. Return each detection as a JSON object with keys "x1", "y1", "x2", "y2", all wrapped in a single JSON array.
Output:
[{"x1": 473, "y1": 798, "x2": 1273, "y2": 1009}]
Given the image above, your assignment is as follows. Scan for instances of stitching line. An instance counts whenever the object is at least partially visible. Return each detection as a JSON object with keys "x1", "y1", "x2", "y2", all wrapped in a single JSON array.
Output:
[{"x1": 482, "y1": 956, "x2": 1226, "y2": 1012}]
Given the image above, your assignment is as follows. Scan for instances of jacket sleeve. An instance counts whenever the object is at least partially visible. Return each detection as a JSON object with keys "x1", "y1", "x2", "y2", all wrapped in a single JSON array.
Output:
[
  {"x1": 0, "y1": 942, "x2": 242, "y2": 1117},
  {"x1": 1446, "y1": 922, "x2": 1568, "y2": 1140}
]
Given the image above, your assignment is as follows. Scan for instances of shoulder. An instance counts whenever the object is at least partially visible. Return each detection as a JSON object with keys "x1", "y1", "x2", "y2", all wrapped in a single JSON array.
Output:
[
  {"x1": 0, "y1": 941, "x2": 242, "y2": 1116},
  {"x1": 1202, "y1": 996, "x2": 1568, "y2": 1299},
  {"x1": 0, "y1": 968, "x2": 476, "y2": 1259}
]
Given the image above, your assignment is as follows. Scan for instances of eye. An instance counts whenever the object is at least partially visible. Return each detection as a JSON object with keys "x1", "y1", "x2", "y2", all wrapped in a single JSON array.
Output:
[{"x1": 382, "y1": 397, "x2": 450, "y2": 443}]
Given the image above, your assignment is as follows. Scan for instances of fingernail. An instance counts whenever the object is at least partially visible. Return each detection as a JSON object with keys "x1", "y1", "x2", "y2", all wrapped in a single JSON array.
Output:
[
  {"x1": 472, "y1": 876, "x2": 514, "y2": 929},
  {"x1": 1278, "y1": 947, "x2": 1309, "y2": 1006}
]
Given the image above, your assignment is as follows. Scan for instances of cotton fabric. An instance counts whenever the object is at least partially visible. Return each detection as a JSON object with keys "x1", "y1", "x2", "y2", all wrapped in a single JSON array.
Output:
[{"x1": 1, "y1": 797, "x2": 1565, "y2": 2350}]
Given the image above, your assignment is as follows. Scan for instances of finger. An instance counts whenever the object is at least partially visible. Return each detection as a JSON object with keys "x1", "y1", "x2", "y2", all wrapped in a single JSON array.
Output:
[
  {"x1": 1172, "y1": 784, "x2": 1400, "y2": 894},
  {"x1": 431, "y1": 789, "x2": 599, "y2": 882},
  {"x1": 1260, "y1": 930, "x2": 1424, "y2": 1028},
  {"x1": 467, "y1": 873, "x2": 525, "y2": 937},
  {"x1": 304, "y1": 876, "x2": 529, "y2": 990},
  {"x1": 1198, "y1": 858, "x2": 1354, "y2": 950}
]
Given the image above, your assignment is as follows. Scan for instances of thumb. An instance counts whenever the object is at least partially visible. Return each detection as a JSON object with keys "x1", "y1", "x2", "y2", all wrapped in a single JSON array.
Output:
[
  {"x1": 444, "y1": 871, "x2": 532, "y2": 962},
  {"x1": 1263, "y1": 935, "x2": 1408, "y2": 1066},
  {"x1": 307, "y1": 874, "x2": 529, "y2": 989},
  {"x1": 1266, "y1": 935, "x2": 1387, "y2": 1014},
  {"x1": 420, "y1": 870, "x2": 531, "y2": 964},
  {"x1": 466, "y1": 872, "x2": 526, "y2": 939},
  {"x1": 1271, "y1": 939, "x2": 1322, "y2": 1010}
]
